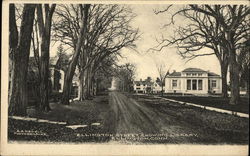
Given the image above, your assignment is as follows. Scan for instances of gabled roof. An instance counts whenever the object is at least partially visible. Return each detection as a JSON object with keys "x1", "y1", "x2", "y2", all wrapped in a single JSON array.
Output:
[
  {"x1": 168, "y1": 71, "x2": 181, "y2": 76},
  {"x1": 167, "y1": 68, "x2": 221, "y2": 77},
  {"x1": 182, "y1": 68, "x2": 206, "y2": 72},
  {"x1": 208, "y1": 72, "x2": 220, "y2": 77},
  {"x1": 134, "y1": 80, "x2": 154, "y2": 86}
]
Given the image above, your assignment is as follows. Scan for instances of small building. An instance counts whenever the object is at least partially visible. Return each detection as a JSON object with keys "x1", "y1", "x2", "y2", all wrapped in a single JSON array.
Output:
[
  {"x1": 50, "y1": 67, "x2": 64, "y2": 93},
  {"x1": 133, "y1": 79, "x2": 154, "y2": 94},
  {"x1": 133, "y1": 77, "x2": 165, "y2": 94},
  {"x1": 152, "y1": 80, "x2": 165, "y2": 93},
  {"x1": 50, "y1": 57, "x2": 65, "y2": 93},
  {"x1": 165, "y1": 68, "x2": 222, "y2": 94}
]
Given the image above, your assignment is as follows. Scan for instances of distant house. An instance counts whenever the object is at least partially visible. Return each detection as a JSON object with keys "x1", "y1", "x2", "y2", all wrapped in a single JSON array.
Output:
[
  {"x1": 133, "y1": 79, "x2": 154, "y2": 94},
  {"x1": 50, "y1": 56, "x2": 79, "y2": 97},
  {"x1": 165, "y1": 68, "x2": 222, "y2": 94},
  {"x1": 153, "y1": 79, "x2": 165, "y2": 93},
  {"x1": 133, "y1": 77, "x2": 165, "y2": 94},
  {"x1": 50, "y1": 57, "x2": 65, "y2": 93},
  {"x1": 71, "y1": 71, "x2": 80, "y2": 98}
]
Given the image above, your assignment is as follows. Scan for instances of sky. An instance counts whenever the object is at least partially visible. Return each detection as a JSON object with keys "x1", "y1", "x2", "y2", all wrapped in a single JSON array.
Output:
[
  {"x1": 117, "y1": 4, "x2": 221, "y2": 80},
  {"x1": 49, "y1": 4, "x2": 221, "y2": 80}
]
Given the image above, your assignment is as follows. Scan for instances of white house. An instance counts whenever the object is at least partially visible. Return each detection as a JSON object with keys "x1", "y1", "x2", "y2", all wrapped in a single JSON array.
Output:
[
  {"x1": 133, "y1": 80, "x2": 154, "y2": 93},
  {"x1": 152, "y1": 81, "x2": 165, "y2": 93},
  {"x1": 133, "y1": 79, "x2": 165, "y2": 93},
  {"x1": 165, "y1": 68, "x2": 222, "y2": 94},
  {"x1": 50, "y1": 56, "x2": 79, "y2": 95},
  {"x1": 50, "y1": 67, "x2": 65, "y2": 93}
]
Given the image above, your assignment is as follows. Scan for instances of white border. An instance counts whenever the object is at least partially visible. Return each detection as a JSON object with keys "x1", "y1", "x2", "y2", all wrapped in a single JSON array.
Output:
[{"x1": 1, "y1": 1, "x2": 249, "y2": 155}]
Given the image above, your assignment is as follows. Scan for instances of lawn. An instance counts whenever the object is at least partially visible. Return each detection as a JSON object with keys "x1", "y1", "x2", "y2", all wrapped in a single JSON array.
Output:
[
  {"x1": 8, "y1": 92, "x2": 116, "y2": 143},
  {"x1": 161, "y1": 95, "x2": 249, "y2": 114},
  {"x1": 8, "y1": 92, "x2": 249, "y2": 144},
  {"x1": 132, "y1": 94, "x2": 249, "y2": 144}
]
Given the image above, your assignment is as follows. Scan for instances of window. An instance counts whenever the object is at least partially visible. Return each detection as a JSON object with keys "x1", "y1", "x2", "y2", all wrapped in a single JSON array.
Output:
[
  {"x1": 198, "y1": 73, "x2": 202, "y2": 76},
  {"x1": 136, "y1": 84, "x2": 140, "y2": 86},
  {"x1": 198, "y1": 80, "x2": 203, "y2": 90},
  {"x1": 192, "y1": 73, "x2": 197, "y2": 76},
  {"x1": 192, "y1": 79, "x2": 197, "y2": 90},
  {"x1": 186, "y1": 73, "x2": 191, "y2": 76},
  {"x1": 187, "y1": 79, "x2": 191, "y2": 90},
  {"x1": 172, "y1": 80, "x2": 177, "y2": 88},
  {"x1": 212, "y1": 80, "x2": 216, "y2": 88}
]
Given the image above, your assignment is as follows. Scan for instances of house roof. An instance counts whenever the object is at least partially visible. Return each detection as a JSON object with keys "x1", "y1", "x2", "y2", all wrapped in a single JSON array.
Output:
[
  {"x1": 134, "y1": 80, "x2": 154, "y2": 86},
  {"x1": 167, "y1": 68, "x2": 220, "y2": 77},
  {"x1": 208, "y1": 72, "x2": 220, "y2": 77},
  {"x1": 182, "y1": 68, "x2": 206, "y2": 72},
  {"x1": 168, "y1": 71, "x2": 181, "y2": 76}
]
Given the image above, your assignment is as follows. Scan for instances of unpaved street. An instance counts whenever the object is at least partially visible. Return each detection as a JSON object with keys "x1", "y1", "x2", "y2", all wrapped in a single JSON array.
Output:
[
  {"x1": 109, "y1": 91, "x2": 203, "y2": 143},
  {"x1": 8, "y1": 91, "x2": 248, "y2": 144}
]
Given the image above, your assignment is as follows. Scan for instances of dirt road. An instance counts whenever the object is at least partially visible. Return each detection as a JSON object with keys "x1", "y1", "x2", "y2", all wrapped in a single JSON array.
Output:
[
  {"x1": 109, "y1": 91, "x2": 203, "y2": 143},
  {"x1": 9, "y1": 91, "x2": 248, "y2": 144}
]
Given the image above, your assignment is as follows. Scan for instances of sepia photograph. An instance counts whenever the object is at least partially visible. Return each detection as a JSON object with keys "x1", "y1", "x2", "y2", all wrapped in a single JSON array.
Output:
[{"x1": 1, "y1": 0, "x2": 249, "y2": 155}]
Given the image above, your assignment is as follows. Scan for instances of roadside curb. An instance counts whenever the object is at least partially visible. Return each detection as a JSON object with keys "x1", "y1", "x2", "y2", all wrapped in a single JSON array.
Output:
[{"x1": 154, "y1": 96, "x2": 249, "y2": 118}]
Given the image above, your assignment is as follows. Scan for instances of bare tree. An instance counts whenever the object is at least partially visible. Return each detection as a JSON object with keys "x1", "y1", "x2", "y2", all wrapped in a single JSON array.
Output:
[
  {"x1": 36, "y1": 4, "x2": 56, "y2": 111},
  {"x1": 77, "y1": 5, "x2": 139, "y2": 99},
  {"x1": 9, "y1": 4, "x2": 36, "y2": 115},
  {"x1": 115, "y1": 63, "x2": 136, "y2": 92},
  {"x1": 156, "y1": 63, "x2": 171, "y2": 96},
  {"x1": 190, "y1": 5, "x2": 250, "y2": 105},
  {"x1": 53, "y1": 4, "x2": 139, "y2": 101},
  {"x1": 59, "y1": 4, "x2": 91, "y2": 105},
  {"x1": 239, "y1": 39, "x2": 250, "y2": 96},
  {"x1": 151, "y1": 5, "x2": 250, "y2": 105}
]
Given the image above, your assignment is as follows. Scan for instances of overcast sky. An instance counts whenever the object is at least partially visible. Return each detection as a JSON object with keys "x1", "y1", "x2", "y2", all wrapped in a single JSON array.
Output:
[
  {"x1": 49, "y1": 4, "x2": 221, "y2": 80},
  {"x1": 117, "y1": 4, "x2": 221, "y2": 80}
]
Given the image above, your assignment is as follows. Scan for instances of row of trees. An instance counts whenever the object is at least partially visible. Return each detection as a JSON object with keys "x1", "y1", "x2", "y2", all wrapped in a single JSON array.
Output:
[
  {"x1": 151, "y1": 5, "x2": 249, "y2": 105},
  {"x1": 115, "y1": 63, "x2": 136, "y2": 92},
  {"x1": 53, "y1": 4, "x2": 138, "y2": 105},
  {"x1": 8, "y1": 4, "x2": 139, "y2": 115},
  {"x1": 9, "y1": 4, "x2": 56, "y2": 115}
]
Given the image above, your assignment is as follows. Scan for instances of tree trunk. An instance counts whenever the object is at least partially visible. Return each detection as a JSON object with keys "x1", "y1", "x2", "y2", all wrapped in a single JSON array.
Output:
[
  {"x1": 37, "y1": 4, "x2": 56, "y2": 111},
  {"x1": 229, "y1": 51, "x2": 240, "y2": 105},
  {"x1": 93, "y1": 79, "x2": 97, "y2": 96},
  {"x1": 61, "y1": 4, "x2": 90, "y2": 105},
  {"x1": 81, "y1": 69, "x2": 88, "y2": 100},
  {"x1": 86, "y1": 67, "x2": 92, "y2": 98},
  {"x1": 39, "y1": 38, "x2": 51, "y2": 111},
  {"x1": 220, "y1": 62, "x2": 228, "y2": 98},
  {"x1": 8, "y1": 4, "x2": 36, "y2": 116},
  {"x1": 78, "y1": 69, "x2": 89, "y2": 101},
  {"x1": 246, "y1": 80, "x2": 249, "y2": 97},
  {"x1": 78, "y1": 72, "x2": 84, "y2": 101},
  {"x1": 8, "y1": 4, "x2": 18, "y2": 106},
  {"x1": 161, "y1": 85, "x2": 164, "y2": 97}
]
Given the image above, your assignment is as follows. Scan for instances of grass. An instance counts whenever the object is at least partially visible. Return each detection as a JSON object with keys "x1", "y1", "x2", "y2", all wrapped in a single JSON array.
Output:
[
  {"x1": 160, "y1": 95, "x2": 249, "y2": 114},
  {"x1": 8, "y1": 92, "x2": 249, "y2": 144},
  {"x1": 8, "y1": 92, "x2": 115, "y2": 143},
  {"x1": 133, "y1": 94, "x2": 249, "y2": 144}
]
